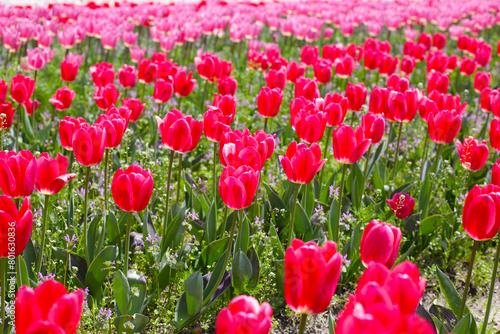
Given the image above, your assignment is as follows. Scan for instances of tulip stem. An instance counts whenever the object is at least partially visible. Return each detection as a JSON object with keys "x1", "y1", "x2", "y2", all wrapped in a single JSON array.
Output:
[
  {"x1": 82, "y1": 166, "x2": 91, "y2": 265},
  {"x1": 213, "y1": 142, "x2": 218, "y2": 228},
  {"x1": 0, "y1": 130, "x2": 3, "y2": 151},
  {"x1": 363, "y1": 145, "x2": 372, "y2": 188},
  {"x1": 176, "y1": 154, "x2": 183, "y2": 204},
  {"x1": 391, "y1": 122, "x2": 403, "y2": 181},
  {"x1": 199, "y1": 80, "x2": 209, "y2": 115},
  {"x1": 36, "y1": 195, "x2": 50, "y2": 273},
  {"x1": 287, "y1": 184, "x2": 300, "y2": 249},
  {"x1": 480, "y1": 236, "x2": 500, "y2": 334},
  {"x1": 177, "y1": 97, "x2": 182, "y2": 110},
  {"x1": 264, "y1": 118, "x2": 268, "y2": 132},
  {"x1": 459, "y1": 240, "x2": 478, "y2": 319},
  {"x1": 123, "y1": 212, "x2": 133, "y2": 272},
  {"x1": 422, "y1": 132, "x2": 429, "y2": 162},
  {"x1": 153, "y1": 103, "x2": 161, "y2": 159},
  {"x1": 298, "y1": 314, "x2": 308, "y2": 334},
  {"x1": 162, "y1": 150, "x2": 175, "y2": 236},
  {"x1": 333, "y1": 164, "x2": 347, "y2": 243},
  {"x1": 97, "y1": 149, "x2": 110, "y2": 254},
  {"x1": 432, "y1": 144, "x2": 443, "y2": 175},
  {"x1": 32, "y1": 70, "x2": 37, "y2": 136},
  {"x1": 15, "y1": 103, "x2": 20, "y2": 151},
  {"x1": 0, "y1": 257, "x2": 6, "y2": 334},
  {"x1": 67, "y1": 151, "x2": 75, "y2": 227},
  {"x1": 16, "y1": 256, "x2": 23, "y2": 288}
]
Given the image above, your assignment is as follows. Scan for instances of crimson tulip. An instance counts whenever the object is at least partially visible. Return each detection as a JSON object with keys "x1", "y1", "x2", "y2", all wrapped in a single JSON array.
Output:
[
  {"x1": 213, "y1": 93, "x2": 236, "y2": 123},
  {"x1": 378, "y1": 54, "x2": 398, "y2": 77},
  {"x1": 459, "y1": 57, "x2": 477, "y2": 76},
  {"x1": 426, "y1": 71, "x2": 449, "y2": 94},
  {"x1": 174, "y1": 71, "x2": 196, "y2": 97},
  {"x1": 474, "y1": 71, "x2": 491, "y2": 93},
  {"x1": 386, "y1": 193, "x2": 415, "y2": 219},
  {"x1": 0, "y1": 103, "x2": 15, "y2": 130},
  {"x1": 59, "y1": 116, "x2": 87, "y2": 151},
  {"x1": 15, "y1": 279, "x2": 84, "y2": 334},
  {"x1": 72, "y1": 123, "x2": 107, "y2": 166},
  {"x1": 0, "y1": 150, "x2": 37, "y2": 199},
  {"x1": 334, "y1": 56, "x2": 356, "y2": 79},
  {"x1": 90, "y1": 62, "x2": 115, "y2": 87},
  {"x1": 265, "y1": 66, "x2": 286, "y2": 90},
  {"x1": 433, "y1": 33, "x2": 446, "y2": 49},
  {"x1": 49, "y1": 87, "x2": 76, "y2": 111},
  {"x1": 345, "y1": 82, "x2": 368, "y2": 112},
  {"x1": 10, "y1": 74, "x2": 35, "y2": 104},
  {"x1": 96, "y1": 113, "x2": 127, "y2": 149},
  {"x1": 138, "y1": 58, "x2": 158, "y2": 84},
  {"x1": 61, "y1": 59, "x2": 79, "y2": 82},
  {"x1": 292, "y1": 107, "x2": 327, "y2": 144},
  {"x1": 154, "y1": 79, "x2": 174, "y2": 104},
  {"x1": 23, "y1": 99, "x2": 40, "y2": 116},
  {"x1": 300, "y1": 45, "x2": 319, "y2": 66},
  {"x1": 122, "y1": 98, "x2": 145, "y2": 122},
  {"x1": 313, "y1": 59, "x2": 333, "y2": 84},
  {"x1": 156, "y1": 109, "x2": 203, "y2": 153},
  {"x1": 279, "y1": 141, "x2": 326, "y2": 184},
  {"x1": 386, "y1": 89, "x2": 423, "y2": 122},
  {"x1": 321, "y1": 93, "x2": 349, "y2": 127},
  {"x1": 195, "y1": 53, "x2": 219, "y2": 81},
  {"x1": 35, "y1": 153, "x2": 76, "y2": 195},
  {"x1": 286, "y1": 61, "x2": 306, "y2": 83},
  {"x1": 294, "y1": 77, "x2": 320, "y2": 101},
  {"x1": 418, "y1": 98, "x2": 439, "y2": 122},
  {"x1": 332, "y1": 124, "x2": 371, "y2": 164},
  {"x1": 360, "y1": 220, "x2": 401, "y2": 268},
  {"x1": 204, "y1": 107, "x2": 231, "y2": 142},
  {"x1": 400, "y1": 55, "x2": 415, "y2": 75},
  {"x1": 427, "y1": 109, "x2": 462, "y2": 144},
  {"x1": 463, "y1": 184, "x2": 500, "y2": 241},
  {"x1": 215, "y1": 295, "x2": 273, "y2": 334},
  {"x1": 257, "y1": 87, "x2": 283, "y2": 119},
  {"x1": 361, "y1": 112, "x2": 385, "y2": 144},
  {"x1": 0, "y1": 80, "x2": 8, "y2": 103},
  {"x1": 0, "y1": 196, "x2": 32, "y2": 257},
  {"x1": 492, "y1": 159, "x2": 500, "y2": 186},
  {"x1": 112, "y1": 166, "x2": 153, "y2": 212},
  {"x1": 217, "y1": 76, "x2": 237, "y2": 96},
  {"x1": 427, "y1": 90, "x2": 467, "y2": 115},
  {"x1": 369, "y1": 86, "x2": 389, "y2": 114},
  {"x1": 118, "y1": 65, "x2": 137, "y2": 89},
  {"x1": 490, "y1": 118, "x2": 500, "y2": 152},
  {"x1": 94, "y1": 84, "x2": 120, "y2": 110},
  {"x1": 456, "y1": 136, "x2": 489, "y2": 171},
  {"x1": 219, "y1": 165, "x2": 259, "y2": 210},
  {"x1": 387, "y1": 74, "x2": 410, "y2": 93}
]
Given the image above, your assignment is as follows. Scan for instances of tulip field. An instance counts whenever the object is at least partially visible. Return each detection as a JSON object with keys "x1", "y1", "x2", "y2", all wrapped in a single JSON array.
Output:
[{"x1": 2, "y1": 0, "x2": 500, "y2": 333}]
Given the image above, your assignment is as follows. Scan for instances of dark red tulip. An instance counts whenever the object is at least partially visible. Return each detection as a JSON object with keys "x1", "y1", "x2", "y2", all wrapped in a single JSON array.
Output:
[
  {"x1": 94, "y1": 84, "x2": 120, "y2": 110},
  {"x1": 174, "y1": 71, "x2": 197, "y2": 97},
  {"x1": 0, "y1": 103, "x2": 15, "y2": 130},
  {"x1": 35, "y1": 153, "x2": 76, "y2": 195},
  {"x1": 72, "y1": 123, "x2": 107, "y2": 166},
  {"x1": 118, "y1": 64, "x2": 137, "y2": 89},
  {"x1": 257, "y1": 87, "x2": 283, "y2": 119},
  {"x1": 361, "y1": 112, "x2": 385, "y2": 144},
  {"x1": 217, "y1": 76, "x2": 237, "y2": 96},
  {"x1": 360, "y1": 220, "x2": 401, "y2": 268},
  {"x1": 49, "y1": 87, "x2": 76, "y2": 111},
  {"x1": 122, "y1": 98, "x2": 145, "y2": 122},
  {"x1": 463, "y1": 184, "x2": 500, "y2": 241},
  {"x1": 10, "y1": 74, "x2": 35, "y2": 104},
  {"x1": 345, "y1": 82, "x2": 368, "y2": 112},
  {"x1": 386, "y1": 193, "x2": 415, "y2": 219},
  {"x1": 427, "y1": 109, "x2": 462, "y2": 144},
  {"x1": 138, "y1": 58, "x2": 158, "y2": 84},
  {"x1": 456, "y1": 136, "x2": 489, "y2": 171},
  {"x1": 156, "y1": 109, "x2": 203, "y2": 153},
  {"x1": 0, "y1": 150, "x2": 37, "y2": 199},
  {"x1": 219, "y1": 165, "x2": 259, "y2": 210},
  {"x1": 332, "y1": 124, "x2": 371, "y2": 164},
  {"x1": 153, "y1": 79, "x2": 174, "y2": 104},
  {"x1": 90, "y1": 62, "x2": 115, "y2": 87},
  {"x1": 112, "y1": 166, "x2": 154, "y2": 212},
  {"x1": 0, "y1": 196, "x2": 32, "y2": 257},
  {"x1": 279, "y1": 141, "x2": 326, "y2": 184}
]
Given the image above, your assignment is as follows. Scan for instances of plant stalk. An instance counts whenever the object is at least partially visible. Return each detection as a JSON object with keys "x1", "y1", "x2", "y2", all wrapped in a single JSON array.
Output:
[
  {"x1": 162, "y1": 150, "x2": 175, "y2": 236},
  {"x1": 298, "y1": 314, "x2": 308, "y2": 334},
  {"x1": 36, "y1": 195, "x2": 51, "y2": 273},
  {"x1": 82, "y1": 166, "x2": 91, "y2": 264},
  {"x1": 333, "y1": 164, "x2": 347, "y2": 243},
  {"x1": 480, "y1": 237, "x2": 500, "y2": 334},
  {"x1": 459, "y1": 240, "x2": 479, "y2": 319},
  {"x1": 287, "y1": 184, "x2": 300, "y2": 249},
  {"x1": 123, "y1": 212, "x2": 133, "y2": 272}
]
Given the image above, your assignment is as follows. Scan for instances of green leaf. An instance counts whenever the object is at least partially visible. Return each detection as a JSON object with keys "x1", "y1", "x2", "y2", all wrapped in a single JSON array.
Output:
[
  {"x1": 232, "y1": 251, "x2": 253, "y2": 292},
  {"x1": 106, "y1": 212, "x2": 121, "y2": 245},
  {"x1": 202, "y1": 251, "x2": 227, "y2": 303},
  {"x1": 264, "y1": 183, "x2": 286, "y2": 210},
  {"x1": 114, "y1": 313, "x2": 149, "y2": 333},
  {"x1": 17, "y1": 256, "x2": 30, "y2": 287},
  {"x1": 246, "y1": 247, "x2": 260, "y2": 290},
  {"x1": 127, "y1": 270, "x2": 148, "y2": 314},
  {"x1": 85, "y1": 246, "x2": 119, "y2": 303},
  {"x1": 450, "y1": 314, "x2": 477, "y2": 334},
  {"x1": 158, "y1": 263, "x2": 177, "y2": 292},
  {"x1": 113, "y1": 270, "x2": 131, "y2": 315},
  {"x1": 303, "y1": 182, "x2": 315, "y2": 218},
  {"x1": 161, "y1": 204, "x2": 186, "y2": 253},
  {"x1": 268, "y1": 220, "x2": 285, "y2": 259},
  {"x1": 418, "y1": 173, "x2": 431, "y2": 219},
  {"x1": 373, "y1": 163, "x2": 386, "y2": 190},
  {"x1": 420, "y1": 215, "x2": 443, "y2": 236},
  {"x1": 328, "y1": 310, "x2": 335, "y2": 334},
  {"x1": 197, "y1": 237, "x2": 228, "y2": 270},
  {"x1": 294, "y1": 202, "x2": 310, "y2": 234},
  {"x1": 87, "y1": 213, "x2": 102, "y2": 263},
  {"x1": 22, "y1": 107, "x2": 34, "y2": 140},
  {"x1": 185, "y1": 271, "x2": 203, "y2": 317},
  {"x1": 329, "y1": 197, "x2": 340, "y2": 242},
  {"x1": 237, "y1": 216, "x2": 250, "y2": 252},
  {"x1": 436, "y1": 267, "x2": 471, "y2": 318},
  {"x1": 205, "y1": 199, "x2": 217, "y2": 243},
  {"x1": 366, "y1": 141, "x2": 385, "y2": 179}
]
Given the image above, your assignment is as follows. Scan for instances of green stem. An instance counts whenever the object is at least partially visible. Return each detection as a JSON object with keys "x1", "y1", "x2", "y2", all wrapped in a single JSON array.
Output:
[
  {"x1": 123, "y1": 212, "x2": 133, "y2": 272},
  {"x1": 153, "y1": 104, "x2": 161, "y2": 159},
  {"x1": 83, "y1": 166, "x2": 91, "y2": 265},
  {"x1": 67, "y1": 151, "x2": 74, "y2": 227},
  {"x1": 422, "y1": 132, "x2": 429, "y2": 162},
  {"x1": 199, "y1": 80, "x2": 209, "y2": 115},
  {"x1": 15, "y1": 103, "x2": 20, "y2": 151},
  {"x1": 432, "y1": 144, "x2": 443, "y2": 175},
  {"x1": 350, "y1": 111, "x2": 355, "y2": 126},
  {"x1": 319, "y1": 127, "x2": 333, "y2": 188},
  {"x1": 287, "y1": 184, "x2": 300, "y2": 249},
  {"x1": 162, "y1": 150, "x2": 175, "y2": 236},
  {"x1": 264, "y1": 118, "x2": 268, "y2": 133},
  {"x1": 97, "y1": 149, "x2": 110, "y2": 254},
  {"x1": 459, "y1": 240, "x2": 478, "y2": 319},
  {"x1": 0, "y1": 130, "x2": 3, "y2": 151},
  {"x1": 36, "y1": 195, "x2": 50, "y2": 273},
  {"x1": 0, "y1": 258, "x2": 6, "y2": 334},
  {"x1": 32, "y1": 70, "x2": 37, "y2": 136},
  {"x1": 177, "y1": 97, "x2": 182, "y2": 110},
  {"x1": 391, "y1": 122, "x2": 403, "y2": 180},
  {"x1": 298, "y1": 314, "x2": 308, "y2": 334},
  {"x1": 333, "y1": 164, "x2": 347, "y2": 243},
  {"x1": 363, "y1": 145, "x2": 372, "y2": 188},
  {"x1": 213, "y1": 142, "x2": 218, "y2": 227},
  {"x1": 480, "y1": 236, "x2": 500, "y2": 334},
  {"x1": 16, "y1": 256, "x2": 23, "y2": 288},
  {"x1": 176, "y1": 153, "x2": 183, "y2": 204}
]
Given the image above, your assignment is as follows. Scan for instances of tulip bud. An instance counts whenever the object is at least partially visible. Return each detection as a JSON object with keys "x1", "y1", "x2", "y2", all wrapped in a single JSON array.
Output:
[
  {"x1": 49, "y1": 87, "x2": 76, "y2": 111},
  {"x1": 118, "y1": 64, "x2": 138, "y2": 89},
  {"x1": 219, "y1": 165, "x2": 259, "y2": 210},
  {"x1": 0, "y1": 150, "x2": 37, "y2": 199},
  {"x1": 156, "y1": 109, "x2": 203, "y2": 153},
  {"x1": 332, "y1": 124, "x2": 371, "y2": 164},
  {"x1": 427, "y1": 109, "x2": 461, "y2": 144},
  {"x1": 345, "y1": 82, "x2": 368, "y2": 112},
  {"x1": 112, "y1": 166, "x2": 154, "y2": 212},
  {"x1": 360, "y1": 220, "x2": 401, "y2": 268},
  {"x1": 257, "y1": 87, "x2": 283, "y2": 119}
]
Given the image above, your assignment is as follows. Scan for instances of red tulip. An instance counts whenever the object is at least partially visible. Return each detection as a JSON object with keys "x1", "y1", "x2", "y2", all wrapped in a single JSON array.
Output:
[
  {"x1": 174, "y1": 71, "x2": 196, "y2": 97},
  {"x1": 265, "y1": 66, "x2": 286, "y2": 90},
  {"x1": 0, "y1": 196, "x2": 32, "y2": 257},
  {"x1": 106, "y1": 105, "x2": 131, "y2": 128},
  {"x1": 313, "y1": 59, "x2": 333, "y2": 84},
  {"x1": 360, "y1": 220, "x2": 401, "y2": 268},
  {"x1": 492, "y1": 159, "x2": 500, "y2": 186},
  {"x1": 387, "y1": 74, "x2": 410, "y2": 93},
  {"x1": 0, "y1": 102, "x2": 15, "y2": 130},
  {"x1": 72, "y1": 123, "x2": 107, "y2": 166},
  {"x1": 257, "y1": 87, "x2": 283, "y2": 119},
  {"x1": 433, "y1": 33, "x2": 446, "y2": 49},
  {"x1": 364, "y1": 49, "x2": 382, "y2": 70},
  {"x1": 153, "y1": 79, "x2": 174, "y2": 104},
  {"x1": 300, "y1": 45, "x2": 319, "y2": 66},
  {"x1": 219, "y1": 165, "x2": 259, "y2": 210},
  {"x1": 217, "y1": 76, "x2": 237, "y2": 96},
  {"x1": 400, "y1": 55, "x2": 415, "y2": 75},
  {"x1": 369, "y1": 86, "x2": 390, "y2": 114},
  {"x1": 427, "y1": 109, "x2": 462, "y2": 144},
  {"x1": 361, "y1": 112, "x2": 385, "y2": 144},
  {"x1": 332, "y1": 124, "x2": 371, "y2": 164},
  {"x1": 345, "y1": 82, "x2": 368, "y2": 112},
  {"x1": 61, "y1": 59, "x2": 79, "y2": 82},
  {"x1": 474, "y1": 71, "x2": 491, "y2": 93},
  {"x1": 418, "y1": 98, "x2": 439, "y2": 122},
  {"x1": 334, "y1": 56, "x2": 356, "y2": 79},
  {"x1": 481, "y1": 88, "x2": 499, "y2": 113},
  {"x1": 426, "y1": 71, "x2": 449, "y2": 94},
  {"x1": 378, "y1": 54, "x2": 398, "y2": 77},
  {"x1": 94, "y1": 84, "x2": 120, "y2": 110},
  {"x1": 386, "y1": 193, "x2": 415, "y2": 219},
  {"x1": 279, "y1": 141, "x2": 326, "y2": 184},
  {"x1": 49, "y1": 87, "x2": 76, "y2": 111},
  {"x1": 386, "y1": 89, "x2": 423, "y2": 123},
  {"x1": 195, "y1": 53, "x2": 219, "y2": 81},
  {"x1": 292, "y1": 106, "x2": 327, "y2": 144},
  {"x1": 35, "y1": 153, "x2": 76, "y2": 195},
  {"x1": 215, "y1": 295, "x2": 273, "y2": 334},
  {"x1": 285, "y1": 239, "x2": 342, "y2": 314},
  {"x1": 427, "y1": 90, "x2": 468, "y2": 115},
  {"x1": 118, "y1": 65, "x2": 137, "y2": 89},
  {"x1": 0, "y1": 150, "x2": 37, "y2": 199},
  {"x1": 213, "y1": 93, "x2": 236, "y2": 123},
  {"x1": 456, "y1": 136, "x2": 489, "y2": 171},
  {"x1": 418, "y1": 33, "x2": 432, "y2": 51},
  {"x1": 122, "y1": 98, "x2": 145, "y2": 122},
  {"x1": 138, "y1": 58, "x2": 158, "y2": 84},
  {"x1": 490, "y1": 118, "x2": 500, "y2": 152},
  {"x1": 156, "y1": 109, "x2": 203, "y2": 153},
  {"x1": 322, "y1": 93, "x2": 349, "y2": 127},
  {"x1": 23, "y1": 99, "x2": 40, "y2": 116},
  {"x1": 459, "y1": 57, "x2": 477, "y2": 76},
  {"x1": 286, "y1": 61, "x2": 305, "y2": 83},
  {"x1": 10, "y1": 74, "x2": 35, "y2": 104},
  {"x1": 96, "y1": 113, "x2": 127, "y2": 149},
  {"x1": 204, "y1": 107, "x2": 231, "y2": 142},
  {"x1": 0, "y1": 80, "x2": 8, "y2": 103},
  {"x1": 27, "y1": 48, "x2": 47, "y2": 70},
  {"x1": 59, "y1": 116, "x2": 87, "y2": 151},
  {"x1": 294, "y1": 77, "x2": 320, "y2": 101},
  {"x1": 15, "y1": 279, "x2": 83, "y2": 334},
  {"x1": 90, "y1": 62, "x2": 115, "y2": 87},
  {"x1": 112, "y1": 166, "x2": 154, "y2": 212},
  {"x1": 463, "y1": 184, "x2": 500, "y2": 241}
]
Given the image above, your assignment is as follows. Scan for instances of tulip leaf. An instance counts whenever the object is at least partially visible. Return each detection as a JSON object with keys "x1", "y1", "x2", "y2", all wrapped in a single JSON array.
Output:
[
  {"x1": 53, "y1": 248, "x2": 87, "y2": 288},
  {"x1": 22, "y1": 239, "x2": 37, "y2": 283},
  {"x1": 366, "y1": 141, "x2": 385, "y2": 180},
  {"x1": 429, "y1": 304, "x2": 456, "y2": 332},
  {"x1": 85, "y1": 246, "x2": 119, "y2": 303},
  {"x1": 236, "y1": 215, "x2": 250, "y2": 253},
  {"x1": 22, "y1": 108, "x2": 34, "y2": 140},
  {"x1": 232, "y1": 250, "x2": 253, "y2": 292},
  {"x1": 113, "y1": 270, "x2": 131, "y2": 316},
  {"x1": 274, "y1": 259, "x2": 285, "y2": 297},
  {"x1": 420, "y1": 215, "x2": 443, "y2": 235},
  {"x1": 106, "y1": 212, "x2": 121, "y2": 246},
  {"x1": 451, "y1": 314, "x2": 477, "y2": 334},
  {"x1": 390, "y1": 182, "x2": 413, "y2": 198},
  {"x1": 246, "y1": 247, "x2": 260, "y2": 290},
  {"x1": 196, "y1": 237, "x2": 228, "y2": 272},
  {"x1": 436, "y1": 267, "x2": 472, "y2": 318},
  {"x1": 127, "y1": 270, "x2": 148, "y2": 315},
  {"x1": 418, "y1": 173, "x2": 431, "y2": 219},
  {"x1": 294, "y1": 202, "x2": 310, "y2": 235},
  {"x1": 161, "y1": 204, "x2": 186, "y2": 253},
  {"x1": 17, "y1": 256, "x2": 30, "y2": 288},
  {"x1": 303, "y1": 182, "x2": 315, "y2": 218},
  {"x1": 268, "y1": 220, "x2": 285, "y2": 259},
  {"x1": 264, "y1": 182, "x2": 287, "y2": 210},
  {"x1": 328, "y1": 310, "x2": 335, "y2": 334},
  {"x1": 87, "y1": 213, "x2": 102, "y2": 263},
  {"x1": 205, "y1": 199, "x2": 217, "y2": 243},
  {"x1": 158, "y1": 262, "x2": 177, "y2": 292},
  {"x1": 202, "y1": 250, "x2": 229, "y2": 304},
  {"x1": 373, "y1": 163, "x2": 386, "y2": 190},
  {"x1": 114, "y1": 314, "x2": 149, "y2": 333},
  {"x1": 416, "y1": 304, "x2": 437, "y2": 332},
  {"x1": 185, "y1": 271, "x2": 204, "y2": 316}
]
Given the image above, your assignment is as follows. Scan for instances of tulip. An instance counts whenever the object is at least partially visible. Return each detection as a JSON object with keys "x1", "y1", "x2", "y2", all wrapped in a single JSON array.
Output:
[
  {"x1": 279, "y1": 141, "x2": 327, "y2": 185},
  {"x1": 433, "y1": 33, "x2": 446, "y2": 49},
  {"x1": 217, "y1": 76, "x2": 237, "y2": 96},
  {"x1": 219, "y1": 165, "x2": 259, "y2": 210},
  {"x1": 156, "y1": 109, "x2": 203, "y2": 154},
  {"x1": 174, "y1": 71, "x2": 197, "y2": 99},
  {"x1": 492, "y1": 159, "x2": 500, "y2": 186},
  {"x1": 323, "y1": 93, "x2": 349, "y2": 127},
  {"x1": 153, "y1": 79, "x2": 174, "y2": 105},
  {"x1": 400, "y1": 55, "x2": 415, "y2": 75},
  {"x1": 10, "y1": 74, "x2": 34, "y2": 104},
  {"x1": 378, "y1": 54, "x2": 399, "y2": 77},
  {"x1": 0, "y1": 102, "x2": 15, "y2": 133},
  {"x1": 292, "y1": 107, "x2": 327, "y2": 144},
  {"x1": 386, "y1": 89, "x2": 422, "y2": 123},
  {"x1": 49, "y1": 87, "x2": 76, "y2": 111},
  {"x1": 332, "y1": 124, "x2": 371, "y2": 165},
  {"x1": 387, "y1": 74, "x2": 410, "y2": 93},
  {"x1": 287, "y1": 61, "x2": 306, "y2": 83},
  {"x1": 195, "y1": 53, "x2": 219, "y2": 81},
  {"x1": 490, "y1": 118, "x2": 500, "y2": 152},
  {"x1": 96, "y1": 113, "x2": 127, "y2": 149},
  {"x1": 94, "y1": 84, "x2": 120, "y2": 110},
  {"x1": 294, "y1": 77, "x2": 320, "y2": 101},
  {"x1": 213, "y1": 93, "x2": 236, "y2": 123},
  {"x1": 130, "y1": 46, "x2": 146, "y2": 64},
  {"x1": 90, "y1": 62, "x2": 115, "y2": 87},
  {"x1": 300, "y1": 45, "x2": 319, "y2": 66},
  {"x1": 427, "y1": 90, "x2": 468, "y2": 115},
  {"x1": 35, "y1": 153, "x2": 76, "y2": 196},
  {"x1": 27, "y1": 48, "x2": 47, "y2": 70},
  {"x1": 427, "y1": 71, "x2": 449, "y2": 94},
  {"x1": 0, "y1": 150, "x2": 37, "y2": 199},
  {"x1": 456, "y1": 136, "x2": 489, "y2": 171},
  {"x1": 361, "y1": 112, "x2": 385, "y2": 145},
  {"x1": 138, "y1": 58, "x2": 158, "y2": 84},
  {"x1": 386, "y1": 193, "x2": 415, "y2": 219},
  {"x1": 334, "y1": 56, "x2": 356, "y2": 79},
  {"x1": 61, "y1": 59, "x2": 79, "y2": 82},
  {"x1": 257, "y1": 87, "x2": 283, "y2": 122},
  {"x1": 123, "y1": 31, "x2": 138, "y2": 48},
  {"x1": 23, "y1": 99, "x2": 40, "y2": 116},
  {"x1": 122, "y1": 98, "x2": 145, "y2": 122},
  {"x1": 360, "y1": 220, "x2": 401, "y2": 268},
  {"x1": 215, "y1": 295, "x2": 273, "y2": 334},
  {"x1": 345, "y1": 82, "x2": 367, "y2": 112},
  {"x1": 204, "y1": 107, "x2": 231, "y2": 143},
  {"x1": 459, "y1": 57, "x2": 477, "y2": 76},
  {"x1": 369, "y1": 86, "x2": 389, "y2": 114},
  {"x1": 59, "y1": 116, "x2": 87, "y2": 151},
  {"x1": 474, "y1": 71, "x2": 491, "y2": 93},
  {"x1": 15, "y1": 279, "x2": 83, "y2": 334},
  {"x1": 0, "y1": 80, "x2": 7, "y2": 103},
  {"x1": 0, "y1": 196, "x2": 32, "y2": 258},
  {"x1": 313, "y1": 59, "x2": 333, "y2": 84},
  {"x1": 118, "y1": 65, "x2": 137, "y2": 89},
  {"x1": 427, "y1": 109, "x2": 462, "y2": 145},
  {"x1": 265, "y1": 66, "x2": 286, "y2": 90}
]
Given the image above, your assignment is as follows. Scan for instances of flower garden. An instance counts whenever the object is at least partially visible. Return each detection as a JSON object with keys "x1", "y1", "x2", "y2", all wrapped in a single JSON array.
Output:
[{"x1": 0, "y1": 0, "x2": 500, "y2": 333}]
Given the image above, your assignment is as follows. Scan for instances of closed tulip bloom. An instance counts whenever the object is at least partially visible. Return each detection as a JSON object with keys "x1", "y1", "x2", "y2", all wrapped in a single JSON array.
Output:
[
  {"x1": 428, "y1": 90, "x2": 468, "y2": 115},
  {"x1": 334, "y1": 56, "x2": 356, "y2": 79},
  {"x1": 153, "y1": 79, "x2": 174, "y2": 104},
  {"x1": 313, "y1": 59, "x2": 333, "y2": 84},
  {"x1": 293, "y1": 107, "x2": 327, "y2": 144},
  {"x1": 490, "y1": 118, "x2": 500, "y2": 152},
  {"x1": 386, "y1": 89, "x2": 423, "y2": 122},
  {"x1": 49, "y1": 87, "x2": 76, "y2": 111},
  {"x1": 257, "y1": 87, "x2": 283, "y2": 118},
  {"x1": 195, "y1": 53, "x2": 219, "y2": 81},
  {"x1": 323, "y1": 93, "x2": 349, "y2": 127},
  {"x1": 0, "y1": 80, "x2": 8, "y2": 103},
  {"x1": 300, "y1": 45, "x2": 319, "y2": 66},
  {"x1": 94, "y1": 84, "x2": 120, "y2": 110},
  {"x1": 427, "y1": 109, "x2": 462, "y2": 144},
  {"x1": 426, "y1": 71, "x2": 449, "y2": 94},
  {"x1": 156, "y1": 109, "x2": 203, "y2": 153},
  {"x1": 463, "y1": 184, "x2": 500, "y2": 241},
  {"x1": 459, "y1": 57, "x2": 477, "y2": 76},
  {"x1": 10, "y1": 74, "x2": 35, "y2": 104},
  {"x1": 174, "y1": 71, "x2": 196, "y2": 97},
  {"x1": 481, "y1": 88, "x2": 499, "y2": 113},
  {"x1": 215, "y1": 295, "x2": 273, "y2": 334},
  {"x1": 106, "y1": 105, "x2": 132, "y2": 128},
  {"x1": 345, "y1": 82, "x2": 368, "y2": 112},
  {"x1": 369, "y1": 86, "x2": 390, "y2": 114},
  {"x1": 72, "y1": 123, "x2": 107, "y2": 166},
  {"x1": 474, "y1": 71, "x2": 491, "y2": 93},
  {"x1": 23, "y1": 99, "x2": 40, "y2": 116},
  {"x1": 400, "y1": 55, "x2": 415, "y2": 75},
  {"x1": 96, "y1": 113, "x2": 127, "y2": 149},
  {"x1": 332, "y1": 124, "x2": 372, "y2": 164},
  {"x1": 378, "y1": 54, "x2": 398, "y2": 77},
  {"x1": 219, "y1": 165, "x2": 259, "y2": 210},
  {"x1": 217, "y1": 76, "x2": 237, "y2": 96},
  {"x1": 61, "y1": 59, "x2": 79, "y2": 82},
  {"x1": 123, "y1": 31, "x2": 138, "y2": 48},
  {"x1": 15, "y1": 279, "x2": 84, "y2": 334},
  {"x1": 112, "y1": 166, "x2": 154, "y2": 212},
  {"x1": 387, "y1": 74, "x2": 410, "y2": 93},
  {"x1": 0, "y1": 196, "x2": 32, "y2": 257},
  {"x1": 294, "y1": 77, "x2": 320, "y2": 101},
  {"x1": 285, "y1": 239, "x2": 342, "y2": 314},
  {"x1": 456, "y1": 136, "x2": 489, "y2": 171},
  {"x1": 122, "y1": 98, "x2": 145, "y2": 122},
  {"x1": 138, "y1": 58, "x2": 158, "y2": 84},
  {"x1": 286, "y1": 61, "x2": 306, "y2": 83},
  {"x1": 204, "y1": 107, "x2": 231, "y2": 142},
  {"x1": 213, "y1": 93, "x2": 236, "y2": 123},
  {"x1": 492, "y1": 159, "x2": 500, "y2": 186},
  {"x1": 59, "y1": 116, "x2": 87, "y2": 151},
  {"x1": 35, "y1": 153, "x2": 76, "y2": 195},
  {"x1": 0, "y1": 103, "x2": 15, "y2": 130},
  {"x1": 361, "y1": 112, "x2": 385, "y2": 144},
  {"x1": 279, "y1": 141, "x2": 326, "y2": 184},
  {"x1": 118, "y1": 65, "x2": 137, "y2": 89},
  {"x1": 0, "y1": 150, "x2": 37, "y2": 199},
  {"x1": 90, "y1": 62, "x2": 115, "y2": 87},
  {"x1": 386, "y1": 193, "x2": 415, "y2": 219},
  {"x1": 418, "y1": 98, "x2": 439, "y2": 122},
  {"x1": 360, "y1": 220, "x2": 401, "y2": 268},
  {"x1": 130, "y1": 46, "x2": 146, "y2": 64},
  {"x1": 433, "y1": 33, "x2": 446, "y2": 49},
  {"x1": 265, "y1": 66, "x2": 286, "y2": 90},
  {"x1": 27, "y1": 47, "x2": 47, "y2": 70}
]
